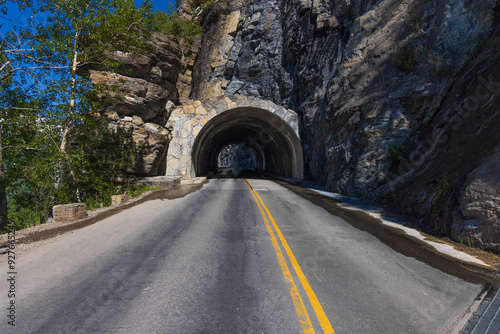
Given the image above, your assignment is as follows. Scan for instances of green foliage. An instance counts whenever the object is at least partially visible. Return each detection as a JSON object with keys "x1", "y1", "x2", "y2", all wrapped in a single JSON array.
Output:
[
  {"x1": 0, "y1": 85, "x2": 134, "y2": 226},
  {"x1": 32, "y1": 0, "x2": 157, "y2": 67},
  {"x1": 458, "y1": 235, "x2": 475, "y2": 247},
  {"x1": 62, "y1": 116, "x2": 136, "y2": 210},
  {"x1": 0, "y1": 0, "x2": 32, "y2": 15},
  {"x1": 388, "y1": 136, "x2": 415, "y2": 161},
  {"x1": 7, "y1": 204, "x2": 41, "y2": 231},
  {"x1": 1, "y1": 0, "x2": 207, "y2": 232},
  {"x1": 150, "y1": 9, "x2": 202, "y2": 41},
  {"x1": 144, "y1": 0, "x2": 221, "y2": 41},
  {"x1": 431, "y1": 174, "x2": 454, "y2": 206},
  {"x1": 201, "y1": 0, "x2": 218, "y2": 12},
  {"x1": 394, "y1": 42, "x2": 418, "y2": 74},
  {"x1": 125, "y1": 184, "x2": 162, "y2": 198}
]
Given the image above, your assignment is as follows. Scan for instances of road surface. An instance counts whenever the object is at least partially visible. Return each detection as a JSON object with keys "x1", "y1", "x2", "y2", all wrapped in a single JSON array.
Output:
[{"x1": 0, "y1": 177, "x2": 492, "y2": 333}]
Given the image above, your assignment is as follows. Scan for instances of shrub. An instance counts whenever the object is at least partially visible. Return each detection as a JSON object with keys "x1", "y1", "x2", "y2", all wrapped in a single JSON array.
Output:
[
  {"x1": 394, "y1": 43, "x2": 418, "y2": 74},
  {"x1": 407, "y1": 4, "x2": 423, "y2": 32},
  {"x1": 388, "y1": 136, "x2": 415, "y2": 161},
  {"x1": 151, "y1": 8, "x2": 202, "y2": 41},
  {"x1": 431, "y1": 174, "x2": 454, "y2": 206}
]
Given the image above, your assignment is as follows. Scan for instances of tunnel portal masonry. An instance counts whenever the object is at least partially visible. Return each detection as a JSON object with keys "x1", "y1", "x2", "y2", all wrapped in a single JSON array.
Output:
[{"x1": 166, "y1": 95, "x2": 303, "y2": 180}]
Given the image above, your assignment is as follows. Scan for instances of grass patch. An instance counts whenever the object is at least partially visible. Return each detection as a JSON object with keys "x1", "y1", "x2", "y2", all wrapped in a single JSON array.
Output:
[
  {"x1": 125, "y1": 184, "x2": 163, "y2": 199},
  {"x1": 458, "y1": 235, "x2": 475, "y2": 247},
  {"x1": 431, "y1": 174, "x2": 455, "y2": 207}
]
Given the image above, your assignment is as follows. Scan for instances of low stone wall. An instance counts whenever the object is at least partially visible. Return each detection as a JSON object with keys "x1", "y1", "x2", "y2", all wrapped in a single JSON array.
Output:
[{"x1": 53, "y1": 203, "x2": 87, "y2": 222}]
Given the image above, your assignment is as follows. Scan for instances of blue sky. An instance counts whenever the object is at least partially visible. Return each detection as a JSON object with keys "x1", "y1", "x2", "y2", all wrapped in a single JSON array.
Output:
[
  {"x1": 135, "y1": 0, "x2": 177, "y2": 13},
  {"x1": 0, "y1": 0, "x2": 177, "y2": 34}
]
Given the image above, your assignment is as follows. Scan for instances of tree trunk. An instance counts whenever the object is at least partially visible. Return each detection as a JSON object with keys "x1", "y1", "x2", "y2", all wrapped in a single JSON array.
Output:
[
  {"x1": 53, "y1": 29, "x2": 80, "y2": 198},
  {"x1": 0, "y1": 124, "x2": 9, "y2": 232},
  {"x1": 53, "y1": 125, "x2": 70, "y2": 191}
]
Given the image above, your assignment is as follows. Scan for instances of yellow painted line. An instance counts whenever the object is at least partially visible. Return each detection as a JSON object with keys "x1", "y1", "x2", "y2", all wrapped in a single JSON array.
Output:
[
  {"x1": 245, "y1": 179, "x2": 335, "y2": 334},
  {"x1": 244, "y1": 179, "x2": 315, "y2": 334}
]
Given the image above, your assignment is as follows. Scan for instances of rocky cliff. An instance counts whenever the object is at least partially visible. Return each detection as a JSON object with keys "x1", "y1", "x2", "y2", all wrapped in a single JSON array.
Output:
[
  {"x1": 83, "y1": 32, "x2": 184, "y2": 177},
  {"x1": 88, "y1": 0, "x2": 500, "y2": 253}
]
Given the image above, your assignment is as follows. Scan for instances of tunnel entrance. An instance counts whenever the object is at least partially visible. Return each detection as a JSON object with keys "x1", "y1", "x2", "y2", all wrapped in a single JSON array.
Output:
[
  {"x1": 192, "y1": 107, "x2": 303, "y2": 179},
  {"x1": 165, "y1": 95, "x2": 303, "y2": 180}
]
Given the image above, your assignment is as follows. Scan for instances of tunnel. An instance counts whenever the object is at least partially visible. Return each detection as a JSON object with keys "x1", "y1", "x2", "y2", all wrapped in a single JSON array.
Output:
[{"x1": 191, "y1": 107, "x2": 303, "y2": 179}]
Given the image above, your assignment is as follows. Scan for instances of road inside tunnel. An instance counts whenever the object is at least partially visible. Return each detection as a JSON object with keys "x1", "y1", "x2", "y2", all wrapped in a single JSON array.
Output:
[{"x1": 191, "y1": 107, "x2": 303, "y2": 179}]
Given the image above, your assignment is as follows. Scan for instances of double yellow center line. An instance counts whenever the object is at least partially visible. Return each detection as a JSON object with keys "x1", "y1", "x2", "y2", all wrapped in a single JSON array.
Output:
[{"x1": 244, "y1": 179, "x2": 335, "y2": 334}]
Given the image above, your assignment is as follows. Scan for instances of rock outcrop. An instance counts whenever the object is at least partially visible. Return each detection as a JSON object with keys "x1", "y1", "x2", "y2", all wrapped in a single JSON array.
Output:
[{"x1": 83, "y1": 32, "x2": 184, "y2": 177}]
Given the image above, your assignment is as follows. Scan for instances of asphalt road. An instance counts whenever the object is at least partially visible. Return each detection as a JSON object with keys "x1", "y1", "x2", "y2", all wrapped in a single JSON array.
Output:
[{"x1": 0, "y1": 178, "x2": 489, "y2": 333}]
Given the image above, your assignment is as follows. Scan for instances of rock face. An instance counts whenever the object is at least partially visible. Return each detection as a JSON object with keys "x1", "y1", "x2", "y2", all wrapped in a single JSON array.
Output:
[
  {"x1": 191, "y1": 0, "x2": 287, "y2": 101},
  {"x1": 456, "y1": 146, "x2": 500, "y2": 250},
  {"x1": 182, "y1": 0, "x2": 500, "y2": 252}
]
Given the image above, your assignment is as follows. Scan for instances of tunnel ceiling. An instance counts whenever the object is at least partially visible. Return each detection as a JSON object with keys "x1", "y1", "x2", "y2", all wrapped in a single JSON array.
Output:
[{"x1": 192, "y1": 107, "x2": 303, "y2": 178}]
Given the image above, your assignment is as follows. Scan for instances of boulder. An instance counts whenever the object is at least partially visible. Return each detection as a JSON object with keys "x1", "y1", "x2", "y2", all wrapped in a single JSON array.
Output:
[{"x1": 454, "y1": 146, "x2": 500, "y2": 252}]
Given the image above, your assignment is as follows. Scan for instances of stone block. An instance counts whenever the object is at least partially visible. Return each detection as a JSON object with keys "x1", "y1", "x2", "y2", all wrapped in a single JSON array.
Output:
[
  {"x1": 111, "y1": 194, "x2": 129, "y2": 207},
  {"x1": 195, "y1": 104, "x2": 207, "y2": 115},
  {"x1": 53, "y1": 203, "x2": 87, "y2": 222},
  {"x1": 183, "y1": 105, "x2": 196, "y2": 115}
]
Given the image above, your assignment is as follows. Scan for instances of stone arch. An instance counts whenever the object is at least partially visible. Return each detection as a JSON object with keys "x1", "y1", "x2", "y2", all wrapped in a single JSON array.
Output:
[{"x1": 166, "y1": 95, "x2": 303, "y2": 179}]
